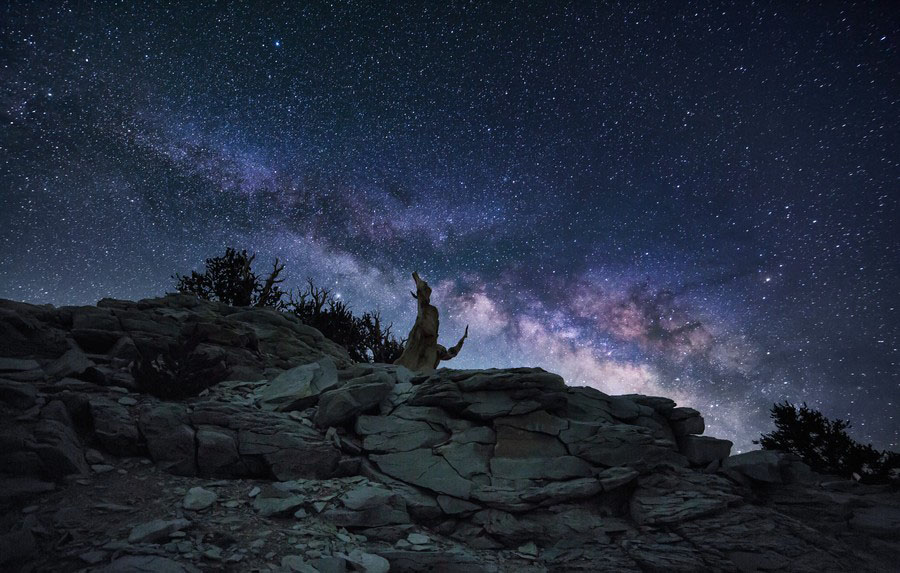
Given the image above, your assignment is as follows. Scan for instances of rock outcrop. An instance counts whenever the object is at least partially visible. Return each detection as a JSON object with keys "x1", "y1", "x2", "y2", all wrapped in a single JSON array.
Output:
[{"x1": 0, "y1": 295, "x2": 897, "y2": 572}]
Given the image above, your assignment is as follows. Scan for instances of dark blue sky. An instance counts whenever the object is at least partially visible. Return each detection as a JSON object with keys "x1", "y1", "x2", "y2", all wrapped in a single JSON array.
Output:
[{"x1": 2, "y1": 1, "x2": 897, "y2": 452}]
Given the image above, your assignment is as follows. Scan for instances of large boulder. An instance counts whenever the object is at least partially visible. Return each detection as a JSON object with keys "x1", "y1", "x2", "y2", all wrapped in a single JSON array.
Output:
[
  {"x1": 667, "y1": 407, "x2": 704, "y2": 436},
  {"x1": 44, "y1": 348, "x2": 95, "y2": 380},
  {"x1": 679, "y1": 435, "x2": 733, "y2": 466},
  {"x1": 191, "y1": 402, "x2": 343, "y2": 480},
  {"x1": 256, "y1": 357, "x2": 339, "y2": 411},
  {"x1": 0, "y1": 380, "x2": 38, "y2": 409},
  {"x1": 630, "y1": 469, "x2": 743, "y2": 525},
  {"x1": 314, "y1": 372, "x2": 394, "y2": 428},
  {"x1": 138, "y1": 403, "x2": 196, "y2": 476},
  {"x1": 89, "y1": 397, "x2": 141, "y2": 455},
  {"x1": 721, "y1": 450, "x2": 811, "y2": 484},
  {"x1": 195, "y1": 426, "x2": 242, "y2": 476},
  {"x1": 355, "y1": 415, "x2": 449, "y2": 453},
  {"x1": 321, "y1": 484, "x2": 411, "y2": 527}
]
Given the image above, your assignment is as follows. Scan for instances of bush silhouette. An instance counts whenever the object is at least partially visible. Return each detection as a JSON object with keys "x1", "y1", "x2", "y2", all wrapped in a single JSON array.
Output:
[
  {"x1": 285, "y1": 280, "x2": 404, "y2": 363},
  {"x1": 756, "y1": 401, "x2": 898, "y2": 484},
  {"x1": 173, "y1": 248, "x2": 285, "y2": 308},
  {"x1": 172, "y1": 250, "x2": 404, "y2": 364},
  {"x1": 131, "y1": 325, "x2": 231, "y2": 400}
]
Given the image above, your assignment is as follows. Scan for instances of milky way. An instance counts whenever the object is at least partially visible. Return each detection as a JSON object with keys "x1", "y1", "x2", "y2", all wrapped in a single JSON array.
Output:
[{"x1": 2, "y1": 2, "x2": 898, "y2": 452}]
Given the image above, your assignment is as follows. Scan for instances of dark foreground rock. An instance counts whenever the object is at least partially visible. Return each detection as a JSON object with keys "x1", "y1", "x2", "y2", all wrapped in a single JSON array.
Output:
[{"x1": 0, "y1": 295, "x2": 897, "y2": 572}]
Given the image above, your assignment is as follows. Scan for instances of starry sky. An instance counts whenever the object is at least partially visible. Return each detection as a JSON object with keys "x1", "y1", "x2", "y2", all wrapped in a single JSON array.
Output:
[{"x1": 2, "y1": 2, "x2": 898, "y2": 453}]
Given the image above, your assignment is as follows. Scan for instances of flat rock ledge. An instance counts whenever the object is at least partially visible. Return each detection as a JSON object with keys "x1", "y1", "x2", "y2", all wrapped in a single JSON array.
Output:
[{"x1": 0, "y1": 295, "x2": 897, "y2": 572}]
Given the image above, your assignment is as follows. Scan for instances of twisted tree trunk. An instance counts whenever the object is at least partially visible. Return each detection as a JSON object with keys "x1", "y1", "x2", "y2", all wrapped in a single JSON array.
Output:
[{"x1": 393, "y1": 272, "x2": 468, "y2": 372}]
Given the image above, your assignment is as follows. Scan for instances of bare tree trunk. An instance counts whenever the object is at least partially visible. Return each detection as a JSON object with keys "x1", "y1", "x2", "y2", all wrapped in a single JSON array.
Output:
[{"x1": 394, "y1": 272, "x2": 468, "y2": 373}]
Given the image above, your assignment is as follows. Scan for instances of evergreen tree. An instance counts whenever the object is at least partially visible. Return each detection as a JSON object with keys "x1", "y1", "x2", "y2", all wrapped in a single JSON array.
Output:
[{"x1": 756, "y1": 401, "x2": 898, "y2": 483}]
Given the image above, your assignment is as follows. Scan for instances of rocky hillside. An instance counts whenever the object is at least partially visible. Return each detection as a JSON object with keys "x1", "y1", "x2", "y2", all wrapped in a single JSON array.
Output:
[{"x1": 0, "y1": 294, "x2": 897, "y2": 572}]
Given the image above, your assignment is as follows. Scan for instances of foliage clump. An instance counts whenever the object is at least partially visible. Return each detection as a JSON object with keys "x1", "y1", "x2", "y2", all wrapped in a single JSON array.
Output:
[
  {"x1": 173, "y1": 248, "x2": 285, "y2": 308},
  {"x1": 172, "y1": 248, "x2": 404, "y2": 364},
  {"x1": 285, "y1": 280, "x2": 404, "y2": 363},
  {"x1": 131, "y1": 326, "x2": 231, "y2": 400},
  {"x1": 756, "y1": 401, "x2": 898, "y2": 484}
]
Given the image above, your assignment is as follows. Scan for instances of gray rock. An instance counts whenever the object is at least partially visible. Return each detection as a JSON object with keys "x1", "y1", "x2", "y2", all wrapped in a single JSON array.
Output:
[
  {"x1": 471, "y1": 477, "x2": 603, "y2": 512},
  {"x1": 494, "y1": 410, "x2": 569, "y2": 435},
  {"x1": 202, "y1": 545, "x2": 223, "y2": 560},
  {"x1": 630, "y1": 470, "x2": 742, "y2": 525},
  {"x1": 633, "y1": 414, "x2": 678, "y2": 445},
  {"x1": 436, "y1": 441, "x2": 492, "y2": 479},
  {"x1": 371, "y1": 449, "x2": 473, "y2": 499},
  {"x1": 623, "y1": 395, "x2": 677, "y2": 415},
  {"x1": 722, "y1": 450, "x2": 786, "y2": 483},
  {"x1": 849, "y1": 504, "x2": 900, "y2": 539},
  {"x1": 183, "y1": 486, "x2": 218, "y2": 510},
  {"x1": 564, "y1": 424, "x2": 656, "y2": 466},
  {"x1": 315, "y1": 373, "x2": 394, "y2": 427},
  {"x1": 0, "y1": 357, "x2": 40, "y2": 373},
  {"x1": 451, "y1": 425, "x2": 496, "y2": 444},
  {"x1": 90, "y1": 397, "x2": 141, "y2": 455},
  {"x1": 138, "y1": 403, "x2": 196, "y2": 475},
  {"x1": 196, "y1": 426, "x2": 241, "y2": 475},
  {"x1": 44, "y1": 348, "x2": 94, "y2": 380},
  {"x1": 667, "y1": 407, "x2": 704, "y2": 436},
  {"x1": 281, "y1": 555, "x2": 319, "y2": 572},
  {"x1": 356, "y1": 414, "x2": 448, "y2": 453},
  {"x1": 340, "y1": 549, "x2": 390, "y2": 573},
  {"x1": 0, "y1": 476, "x2": 55, "y2": 504},
  {"x1": 676, "y1": 504, "x2": 863, "y2": 572},
  {"x1": 128, "y1": 518, "x2": 192, "y2": 543},
  {"x1": 309, "y1": 556, "x2": 348, "y2": 573},
  {"x1": 378, "y1": 548, "x2": 492, "y2": 572},
  {"x1": 407, "y1": 533, "x2": 429, "y2": 545},
  {"x1": 321, "y1": 485, "x2": 410, "y2": 527},
  {"x1": 596, "y1": 466, "x2": 639, "y2": 491},
  {"x1": 100, "y1": 555, "x2": 196, "y2": 572},
  {"x1": 188, "y1": 401, "x2": 342, "y2": 479},
  {"x1": 53, "y1": 506, "x2": 83, "y2": 528},
  {"x1": 436, "y1": 494, "x2": 482, "y2": 515},
  {"x1": 79, "y1": 550, "x2": 108, "y2": 564},
  {"x1": 253, "y1": 493, "x2": 307, "y2": 517},
  {"x1": 631, "y1": 491, "x2": 732, "y2": 526},
  {"x1": 257, "y1": 357, "x2": 339, "y2": 411},
  {"x1": 85, "y1": 448, "x2": 105, "y2": 464},
  {"x1": 489, "y1": 456, "x2": 593, "y2": 481},
  {"x1": 622, "y1": 539, "x2": 706, "y2": 572},
  {"x1": 0, "y1": 528, "x2": 36, "y2": 566},
  {"x1": 564, "y1": 387, "x2": 617, "y2": 423},
  {"x1": 462, "y1": 391, "x2": 525, "y2": 419},
  {"x1": 27, "y1": 413, "x2": 89, "y2": 477},
  {"x1": 408, "y1": 368, "x2": 567, "y2": 419},
  {"x1": 0, "y1": 379, "x2": 37, "y2": 409},
  {"x1": 679, "y1": 435, "x2": 732, "y2": 466},
  {"x1": 494, "y1": 424, "x2": 568, "y2": 458}
]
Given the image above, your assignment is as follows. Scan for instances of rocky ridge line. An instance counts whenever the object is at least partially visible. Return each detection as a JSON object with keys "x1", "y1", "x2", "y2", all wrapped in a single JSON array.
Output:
[{"x1": 0, "y1": 295, "x2": 897, "y2": 572}]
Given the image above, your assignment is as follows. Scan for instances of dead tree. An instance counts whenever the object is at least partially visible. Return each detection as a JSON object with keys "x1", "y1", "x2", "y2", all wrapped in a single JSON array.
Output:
[
  {"x1": 255, "y1": 258, "x2": 286, "y2": 307},
  {"x1": 394, "y1": 271, "x2": 468, "y2": 372}
]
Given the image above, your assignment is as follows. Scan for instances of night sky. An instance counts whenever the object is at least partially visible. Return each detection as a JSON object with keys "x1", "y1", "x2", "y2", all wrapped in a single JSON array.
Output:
[{"x1": 2, "y1": 2, "x2": 898, "y2": 453}]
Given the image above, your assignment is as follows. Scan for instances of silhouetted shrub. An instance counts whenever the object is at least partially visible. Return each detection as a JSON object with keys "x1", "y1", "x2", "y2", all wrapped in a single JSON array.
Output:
[
  {"x1": 131, "y1": 325, "x2": 230, "y2": 400},
  {"x1": 173, "y1": 248, "x2": 285, "y2": 308},
  {"x1": 173, "y1": 250, "x2": 405, "y2": 364},
  {"x1": 756, "y1": 401, "x2": 898, "y2": 484},
  {"x1": 286, "y1": 280, "x2": 405, "y2": 363}
]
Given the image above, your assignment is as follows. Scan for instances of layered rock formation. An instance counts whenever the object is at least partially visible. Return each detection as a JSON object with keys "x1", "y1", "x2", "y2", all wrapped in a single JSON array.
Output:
[{"x1": 0, "y1": 295, "x2": 897, "y2": 572}]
